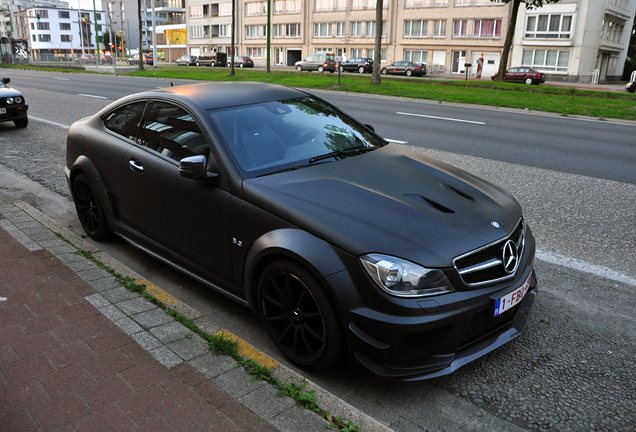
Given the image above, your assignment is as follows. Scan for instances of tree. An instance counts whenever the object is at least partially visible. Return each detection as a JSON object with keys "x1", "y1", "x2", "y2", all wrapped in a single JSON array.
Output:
[
  {"x1": 494, "y1": 0, "x2": 561, "y2": 81},
  {"x1": 623, "y1": 21, "x2": 635, "y2": 80},
  {"x1": 137, "y1": 0, "x2": 144, "y2": 71},
  {"x1": 371, "y1": 0, "x2": 383, "y2": 85}
]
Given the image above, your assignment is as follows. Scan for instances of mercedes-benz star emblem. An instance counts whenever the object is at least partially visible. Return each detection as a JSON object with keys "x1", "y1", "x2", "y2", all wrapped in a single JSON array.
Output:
[
  {"x1": 491, "y1": 221, "x2": 501, "y2": 229},
  {"x1": 502, "y1": 240, "x2": 518, "y2": 274}
]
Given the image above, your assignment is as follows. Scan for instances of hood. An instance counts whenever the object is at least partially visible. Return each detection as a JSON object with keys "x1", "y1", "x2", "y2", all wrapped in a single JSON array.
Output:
[
  {"x1": 243, "y1": 145, "x2": 522, "y2": 268},
  {"x1": 0, "y1": 86, "x2": 23, "y2": 98}
]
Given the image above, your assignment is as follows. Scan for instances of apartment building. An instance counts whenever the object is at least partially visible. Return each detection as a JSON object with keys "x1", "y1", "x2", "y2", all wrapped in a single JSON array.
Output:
[
  {"x1": 512, "y1": 0, "x2": 636, "y2": 82},
  {"x1": 26, "y1": 6, "x2": 106, "y2": 60},
  {"x1": 186, "y1": 0, "x2": 234, "y2": 57},
  {"x1": 151, "y1": 0, "x2": 187, "y2": 62}
]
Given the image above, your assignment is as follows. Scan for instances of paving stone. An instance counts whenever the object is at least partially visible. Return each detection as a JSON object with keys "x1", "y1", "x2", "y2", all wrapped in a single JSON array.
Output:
[
  {"x1": 131, "y1": 331, "x2": 163, "y2": 351},
  {"x1": 114, "y1": 317, "x2": 144, "y2": 336},
  {"x1": 149, "y1": 345, "x2": 184, "y2": 368},
  {"x1": 149, "y1": 321, "x2": 192, "y2": 344},
  {"x1": 269, "y1": 405, "x2": 330, "y2": 432},
  {"x1": 167, "y1": 334, "x2": 209, "y2": 361},
  {"x1": 133, "y1": 308, "x2": 175, "y2": 329},
  {"x1": 239, "y1": 384, "x2": 296, "y2": 420},
  {"x1": 100, "y1": 286, "x2": 139, "y2": 303},
  {"x1": 117, "y1": 297, "x2": 157, "y2": 315},
  {"x1": 214, "y1": 365, "x2": 267, "y2": 398},
  {"x1": 189, "y1": 353, "x2": 237, "y2": 379}
]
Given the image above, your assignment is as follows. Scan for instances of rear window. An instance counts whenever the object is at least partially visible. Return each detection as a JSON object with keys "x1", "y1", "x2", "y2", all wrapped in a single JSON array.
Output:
[{"x1": 326, "y1": 54, "x2": 335, "y2": 61}]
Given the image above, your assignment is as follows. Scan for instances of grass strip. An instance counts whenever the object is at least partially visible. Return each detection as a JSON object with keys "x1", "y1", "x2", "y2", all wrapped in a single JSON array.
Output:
[{"x1": 72, "y1": 248, "x2": 363, "y2": 432}]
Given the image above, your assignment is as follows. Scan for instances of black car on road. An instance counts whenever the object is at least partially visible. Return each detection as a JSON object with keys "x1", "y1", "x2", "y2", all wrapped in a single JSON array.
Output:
[
  {"x1": 0, "y1": 78, "x2": 28, "y2": 128},
  {"x1": 339, "y1": 57, "x2": 373, "y2": 74},
  {"x1": 227, "y1": 56, "x2": 254, "y2": 68},
  {"x1": 381, "y1": 61, "x2": 426, "y2": 77},
  {"x1": 65, "y1": 82, "x2": 537, "y2": 380}
]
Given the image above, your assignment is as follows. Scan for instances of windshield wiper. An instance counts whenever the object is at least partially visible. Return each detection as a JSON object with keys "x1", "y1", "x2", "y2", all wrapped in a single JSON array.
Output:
[{"x1": 308, "y1": 146, "x2": 376, "y2": 164}]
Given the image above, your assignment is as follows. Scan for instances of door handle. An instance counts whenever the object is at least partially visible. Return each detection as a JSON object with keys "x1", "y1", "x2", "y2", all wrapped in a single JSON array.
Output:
[{"x1": 129, "y1": 158, "x2": 144, "y2": 174}]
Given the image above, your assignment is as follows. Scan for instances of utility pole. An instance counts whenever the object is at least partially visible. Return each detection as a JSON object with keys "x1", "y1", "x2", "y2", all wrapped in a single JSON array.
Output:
[
  {"x1": 92, "y1": 0, "x2": 100, "y2": 65},
  {"x1": 151, "y1": 0, "x2": 157, "y2": 67}
]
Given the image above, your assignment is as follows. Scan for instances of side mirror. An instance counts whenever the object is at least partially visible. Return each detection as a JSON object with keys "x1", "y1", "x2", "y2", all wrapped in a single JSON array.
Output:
[
  {"x1": 2, "y1": 78, "x2": 10, "y2": 85},
  {"x1": 179, "y1": 155, "x2": 218, "y2": 180}
]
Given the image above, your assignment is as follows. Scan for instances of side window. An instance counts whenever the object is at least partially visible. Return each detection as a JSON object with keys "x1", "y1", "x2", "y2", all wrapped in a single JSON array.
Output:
[
  {"x1": 102, "y1": 101, "x2": 147, "y2": 141},
  {"x1": 137, "y1": 102, "x2": 210, "y2": 162}
]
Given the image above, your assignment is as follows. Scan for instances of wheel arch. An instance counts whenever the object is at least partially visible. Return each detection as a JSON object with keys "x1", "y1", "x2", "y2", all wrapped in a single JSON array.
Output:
[
  {"x1": 243, "y1": 228, "x2": 358, "y2": 315},
  {"x1": 68, "y1": 155, "x2": 116, "y2": 221}
]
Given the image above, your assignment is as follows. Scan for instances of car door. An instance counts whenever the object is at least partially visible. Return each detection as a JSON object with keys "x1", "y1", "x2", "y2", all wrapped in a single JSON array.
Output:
[
  {"x1": 504, "y1": 67, "x2": 518, "y2": 82},
  {"x1": 121, "y1": 100, "x2": 234, "y2": 284}
]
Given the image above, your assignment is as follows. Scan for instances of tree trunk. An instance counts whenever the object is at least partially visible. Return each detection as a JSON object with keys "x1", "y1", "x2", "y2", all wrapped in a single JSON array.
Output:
[
  {"x1": 230, "y1": 0, "x2": 235, "y2": 76},
  {"x1": 371, "y1": 0, "x2": 383, "y2": 85},
  {"x1": 496, "y1": 0, "x2": 521, "y2": 81},
  {"x1": 138, "y1": 0, "x2": 144, "y2": 71}
]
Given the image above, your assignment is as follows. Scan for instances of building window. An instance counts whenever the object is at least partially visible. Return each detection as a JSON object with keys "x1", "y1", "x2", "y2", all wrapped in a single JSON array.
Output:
[
  {"x1": 219, "y1": 24, "x2": 230, "y2": 37},
  {"x1": 404, "y1": 49, "x2": 427, "y2": 63},
  {"x1": 61, "y1": 34, "x2": 72, "y2": 42},
  {"x1": 33, "y1": 9, "x2": 48, "y2": 18},
  {"x1": 273, "y1": 24, "x2": 282, "y2": 37},
  {"x1": 38, "y1": 34, "x2": 51, "y2": 42},
  {"x1": 350, "y1": 48, "x2": 362, "y2": 57},
  {"x1": 352, "y1": 0, "x2": 377, "y2": 9},
  {"x1": 368, "y1": 48, "x2": 386, "y2": 61},
  {"x1": 336, "y1": 0, "x2": 346, "y2": 10},
  {"x1": 315, "y1": 0, "x2": 332, "y2": 11},
  {"x1": 246, "y1": 25, "x2": 260, "y2": 38},
  {"x1": 60, "y1": 23, "x2": 71, "y2": 30},
  {"x1": 190, "y1": 5, "x2": 203, "y2": 17},
  {"x1": 365, "y1": 21, "x2": 386, "y2": 37},
  {"x1": 455, "y1": 0, "x2": 469, "y2": 5},
  {"x1": 286, "y1": 0, "x2": 301, "y2": 13},
  {"x1": 59, "y1": 11, "x2": 70, "y2": 19},
  {"x1": 336, "y1": 22, "x2": 345, "y2": 37},
  {"x1": 350, "y1": 21, "x2": 362, "y2": 37},
  {"x1": 525, "y1": 14, "x2": 572, "y2": 39},
  {"x1": 247, "y1": 47, "x2": 262, "y2": 58},
  {"x1": 274, "y1": 0, "x2": 284, "y2": 13},
  {"x1": 432, "y1": 19, "x2": 446, "y2": 37},
  {"x1": 286, "y1": 23, "x2": 300, "y2": 37},
  {"x1": 37, "y1": 22, "x2": 50, "y2": 30},
  {"x1": 190, "y1": 26, "x2": 205, "y2": 38},
  {"x1": 522, "y1": 49, "x2": 569, "y2": 72},
  {"x1": 314, "y1": 22, "x2": 332, "y2": 37},
  {"x1": 404, "y1": 0, "x2": 448, "y2": 8},
  {"x1": 452, "y1": 19, "x2": 468, "y2": 37},
  {"x1": 219, "y1": 2, "x2": 232, "y2": 15},
  {"x1": 404, "y1": 20, "x2": 428, "y2": 37},
  {"x1": 473, "y1": 19, "x2": 501, "y2": 38},
  {"x1": 246, "y1": 1, "x2": 267, "y2": 15}
]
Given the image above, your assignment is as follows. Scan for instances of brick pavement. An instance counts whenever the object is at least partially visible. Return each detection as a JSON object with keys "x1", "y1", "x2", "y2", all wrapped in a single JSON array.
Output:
[{"x1": 0, "y1": 203, "x2": 335, "y2": 432}]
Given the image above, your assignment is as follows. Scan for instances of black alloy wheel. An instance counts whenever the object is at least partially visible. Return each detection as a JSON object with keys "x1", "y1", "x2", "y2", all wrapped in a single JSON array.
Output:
[
  {"x1": 258, "y1": 261, "x2": 343, "y2": 369},
  {"x1": 72, "y1": 173, "x2": 110, "y2": 240}
]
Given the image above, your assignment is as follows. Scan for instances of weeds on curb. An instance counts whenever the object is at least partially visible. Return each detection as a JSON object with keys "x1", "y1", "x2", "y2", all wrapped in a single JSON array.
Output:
[{"x1": 72, "y1": 247, "x2": 364, "y2": 432}]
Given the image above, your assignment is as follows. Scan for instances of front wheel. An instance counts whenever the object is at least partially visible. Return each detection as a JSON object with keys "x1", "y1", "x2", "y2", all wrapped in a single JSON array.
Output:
[
  {"x1": 258, "y1": 260, "x2": 343, "y2": 370},
  {"x1": 14, "y1": 117, "x2": 28, "y2": 128},
  {"x1": 196, "y1": 61, "x2": 200, "y2": 66},
  {"x1": 525, "y1": 77, "x2": 533, "y2": 85},
  {"x1": 296, "y1": 65, "x2": 303, "y2": 72},
  {"x1": 72, "y1": 173, "x2": 110, "y2": 240}
]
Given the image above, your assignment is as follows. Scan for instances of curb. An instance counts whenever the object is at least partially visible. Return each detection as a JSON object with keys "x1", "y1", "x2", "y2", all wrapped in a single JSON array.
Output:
[{"x1": 8, "y1": 200, "x2": 393, "y2": 432}]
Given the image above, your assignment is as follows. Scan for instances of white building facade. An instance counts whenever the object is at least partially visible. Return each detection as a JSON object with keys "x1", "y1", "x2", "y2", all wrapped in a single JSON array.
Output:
[{"x1": 512, "y1": 0, "x2": 636, "y2": 82}]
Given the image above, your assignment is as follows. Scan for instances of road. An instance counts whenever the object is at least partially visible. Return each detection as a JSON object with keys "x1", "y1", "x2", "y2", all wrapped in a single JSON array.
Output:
[{"x1": 1, "y1": 70, "x2": 635, "y2": 432}]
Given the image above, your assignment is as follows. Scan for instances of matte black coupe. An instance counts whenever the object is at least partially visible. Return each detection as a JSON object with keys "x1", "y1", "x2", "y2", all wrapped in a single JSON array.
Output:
[{"x1": 65, "y1": 82, "x2": 537, "y2": 380}]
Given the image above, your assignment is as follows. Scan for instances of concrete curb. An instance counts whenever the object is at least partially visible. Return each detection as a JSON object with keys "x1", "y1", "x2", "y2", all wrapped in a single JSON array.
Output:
[{"x1": 8, "y1": 200, "x2": 393, "y2": 432}]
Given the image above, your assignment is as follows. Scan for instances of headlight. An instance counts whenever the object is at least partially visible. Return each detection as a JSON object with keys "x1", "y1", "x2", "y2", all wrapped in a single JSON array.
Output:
[
  {"x1": 6, "y1": 97, "x2": 13, "y2": 104},
  {"x1": 360, "y1": 253, "x2": 454, "y2": 298},
  {"x1": 15, "y1": 96, "x2": 22, "y2": 104}
]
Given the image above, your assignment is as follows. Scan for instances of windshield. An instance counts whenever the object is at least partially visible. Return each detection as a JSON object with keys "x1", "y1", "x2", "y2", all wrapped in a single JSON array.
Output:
[{"x1": 208, "y1": 97, "x2": 385, "y2": 176}]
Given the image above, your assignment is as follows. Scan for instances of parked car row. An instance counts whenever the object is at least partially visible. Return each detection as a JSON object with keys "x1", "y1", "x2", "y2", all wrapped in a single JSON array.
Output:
[
  {"x1": 127, "y1": 53, "x2": 154, "y2": 66},
  {"x1": 175, "y1": 53, "x2": 241, "y2": 67}
]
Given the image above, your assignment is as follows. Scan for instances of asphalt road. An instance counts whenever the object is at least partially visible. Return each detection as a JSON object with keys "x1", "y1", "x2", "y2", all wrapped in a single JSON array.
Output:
[{"x1": 1, "y1": 70, "x2": 635, "y2": 432}]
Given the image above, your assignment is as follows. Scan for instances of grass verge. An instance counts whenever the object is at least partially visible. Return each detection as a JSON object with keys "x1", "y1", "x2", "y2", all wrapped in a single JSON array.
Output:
[{"x1": 72, "y1": 247, "x2": 363, "y2": 432}]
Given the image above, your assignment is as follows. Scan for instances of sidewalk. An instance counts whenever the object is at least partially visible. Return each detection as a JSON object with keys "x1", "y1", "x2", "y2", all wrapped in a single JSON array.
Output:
[{"x1": 0, "y1": 201, "x2": 388, "y2": 432}]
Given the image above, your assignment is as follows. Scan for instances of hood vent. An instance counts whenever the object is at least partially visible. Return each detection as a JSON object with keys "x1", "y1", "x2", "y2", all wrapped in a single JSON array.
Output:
[
  {"x1": 404, "y1": 194, "x2": 455, "y2": 214},
  {"x1": 441, "y1": 182, "x2": 476, "y2": 202}
]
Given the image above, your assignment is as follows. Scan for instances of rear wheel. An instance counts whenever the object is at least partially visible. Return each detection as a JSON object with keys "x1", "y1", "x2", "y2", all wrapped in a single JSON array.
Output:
[
  {"x1": 196, "y1": 61, "x2": 200, "y2": 66},
  {"x1": 318, "y1": 66, "x2": 324, "y2": 73},
  {"x1": 381, "y1": 68, "x2": 388, "y2": 75},
  {"x1": 525, "y1": 77, "x2": 533, "y2": 85},
  {"x1": 72, "y1": 173, "x2": 110, "y2": 240},
  {"x1": 258, "y1": 260, "x2": 343, "y2": 370},
  {"x1": 14, "y1": 117, "x2": 28, "y2": 128},
  {"x1": 339, "y1": 66, "x2": 345, "y2": 72},
  {"x1": 358, "y1": 66, "x2": 365, "y2": 74},
  {"x1": 406, "y1": 69, "x2": 413, "y2": 77}
]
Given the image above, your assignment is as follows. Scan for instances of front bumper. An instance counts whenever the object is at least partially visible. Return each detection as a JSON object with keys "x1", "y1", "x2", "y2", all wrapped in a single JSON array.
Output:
[
  {"x1": 0, "y1": 104, "x2": 28, "y2": 123},
  {"x1": 327, "y1": 228, "x2": 537, "y2": 380}
]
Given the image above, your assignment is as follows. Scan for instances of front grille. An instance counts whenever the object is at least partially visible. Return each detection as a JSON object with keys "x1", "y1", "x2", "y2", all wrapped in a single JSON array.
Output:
[{"x1": 454, "y1": 219, "x2": 525, "y2": 287}]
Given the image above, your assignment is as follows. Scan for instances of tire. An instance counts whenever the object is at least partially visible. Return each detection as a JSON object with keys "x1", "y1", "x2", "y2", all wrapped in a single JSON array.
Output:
[
  {"x1": 258, "y1": 260, "x2": 344, "y2": 370},
  {"x1": 296, "y1": 65, "x2": 303, "y2": 71},
  {"x1": 196, "y1": 61, "x2": 200, "y2": 66},
  {"x1": 358, "y1": 66, "x2": 365, "y2": 74},
  {"x1": 13, "y1": 117, "x2": 28, "y2": 128},
  {"x1": 72, "y1": 173, "x2": 111, "y2": 240},
  {"x1": 381, "y1": 68, "x2": 387, "y2": 75},
  {"x1": 406, "y1": 69, "x2": 413, "y2": 77},
  {"x1": 525, "y1": 77, "x2": 533, "y2": 85},
  {"x1": 185, "y1": 62, "x2": 189, "y2": 66},
  {"x1": 339, "y1": 66, "x2": 345, "y2": 72},
  {"x1": 318, "y1": 66, "x2": 324, "y2": 73},
  {"x1": 239, "y1": 63, "x2": 244, "y2": 68}
]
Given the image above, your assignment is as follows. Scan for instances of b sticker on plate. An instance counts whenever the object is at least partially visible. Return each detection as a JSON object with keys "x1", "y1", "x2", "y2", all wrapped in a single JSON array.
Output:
[{"x1": 494, "y1": 272, "x2": 532, "y2": 317}]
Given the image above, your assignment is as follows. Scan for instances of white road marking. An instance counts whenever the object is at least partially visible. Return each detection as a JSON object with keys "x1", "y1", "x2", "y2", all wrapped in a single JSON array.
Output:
[
  {"x1": 536, "y1": 250, "x2": 636, "y2": 287},
  {"x1": 397, "y1": 111, "x2": 486, "y2": 125},
  {"x1": 385, "y1": 138, "x2": 408, "y2": 144},
  {"x1": 53, "y1": 78, "x2": 70, "y2": 81},
  {"x1": 78, "y1": 94, "x2": 108, "y2": 99},
  {"x1": 29, "y1": 116, "x2": 71, "y2": 129}
]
